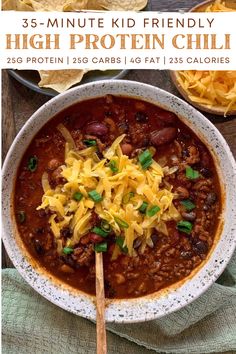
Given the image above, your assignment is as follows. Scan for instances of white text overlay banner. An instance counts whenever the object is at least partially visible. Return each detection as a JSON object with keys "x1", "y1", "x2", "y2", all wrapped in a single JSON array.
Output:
[{"x1": 0, "y1": 11, "x2": 236, "y2": 70}]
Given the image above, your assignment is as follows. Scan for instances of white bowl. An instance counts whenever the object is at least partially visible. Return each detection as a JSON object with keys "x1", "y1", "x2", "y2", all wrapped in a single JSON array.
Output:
[{"x1": 2, "y1": 80, "x2": 236, "y2": 323}]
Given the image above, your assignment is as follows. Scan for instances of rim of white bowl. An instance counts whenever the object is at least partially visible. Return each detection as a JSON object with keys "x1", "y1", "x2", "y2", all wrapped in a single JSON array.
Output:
[{"x1": 2, "y1": 80, "x2": 236, "y2": 323}]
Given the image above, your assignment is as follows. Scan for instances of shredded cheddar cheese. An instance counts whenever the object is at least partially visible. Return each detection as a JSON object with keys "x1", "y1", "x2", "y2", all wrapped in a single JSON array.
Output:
[
  {"x1": 176, "y1": 1, "x2": 236, "y2": 116},
  {"x1": 37, "y1": 128, "x2": 180, "y2": 256},
  {"x1": 205, "y1": 0, "x2": 235, "y2": 12},
  {"x1": 176, "y1": 70, "x2": 236, "y2": 115}
]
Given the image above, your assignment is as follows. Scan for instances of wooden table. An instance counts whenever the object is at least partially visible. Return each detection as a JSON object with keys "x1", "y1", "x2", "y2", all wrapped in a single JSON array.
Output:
[{"x1": 2, "y1": 0, "x2": 236, "y2": 269}]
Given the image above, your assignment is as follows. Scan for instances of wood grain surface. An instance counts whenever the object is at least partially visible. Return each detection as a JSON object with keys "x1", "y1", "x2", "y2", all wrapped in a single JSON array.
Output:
[{"x1": 2, "y1": 0, "x2": 236, "y2": 270}]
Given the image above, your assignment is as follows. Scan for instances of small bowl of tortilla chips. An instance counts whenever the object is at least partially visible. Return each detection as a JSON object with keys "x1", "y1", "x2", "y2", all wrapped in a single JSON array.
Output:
[
  {"x1": 170, "y1": 0, "x2": 236, "y2": 117},
  {"x1": 3, "y1": 0, "x2": 148, "y2": 95},
  {"x1": 8, "y1": 69, "x2": 129, "y2": 96}
]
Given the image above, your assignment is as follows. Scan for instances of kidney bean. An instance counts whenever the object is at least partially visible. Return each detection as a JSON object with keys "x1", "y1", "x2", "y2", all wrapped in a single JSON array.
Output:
[
  {"x1": 182, "y1": 212, "x2": 196, "y2": 221},
  {"x1": 88, "y1": 233, "x2": 104, "y2": 243},
  {"x1": 85, "y1": 122, "x2": 108, "y2": 136},
  {"x1": 157, "y1": 111, "x2": 177, "y2": 125},
  {"x1": 121, "y1": 143, "x2": 133, "y2": 156},
  {"x1": 193, "y1": 240, "x2": 209, "y2": 255},
  {"x1": 150, "y1": 127, "x2": 177, "y2": 146}
]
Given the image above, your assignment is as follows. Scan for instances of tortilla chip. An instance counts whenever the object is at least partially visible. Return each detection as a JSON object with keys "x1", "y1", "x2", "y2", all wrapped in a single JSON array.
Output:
[
  {"x1": 38, "y1": 70, "x2": 88, "y2": 92},
  {"x1": 86, "y1": 0, "x2": 148, "y2": 10},
  {"x1": 3, "y1": 0, "x2": 147, "y2": 11},
  {"x1": 2, "y1": 0, "x2": 33, "y2": 10},
  {"x1": 30, "y1": 0, "x2": 70, "y2": 11},
  {"x1": 64, "y1": 0, "x2": 89, "y2": 11},
  {"x1": 2, "y1": 0, "x2": 88, "y2": 10}
]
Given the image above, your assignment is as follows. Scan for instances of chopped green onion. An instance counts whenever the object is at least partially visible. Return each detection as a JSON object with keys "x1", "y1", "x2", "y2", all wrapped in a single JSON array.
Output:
[
  {"x1": 88, "y1": 190, "x2": 103, "y2": 203},
  {"x1": 146, "y1": 205, "x2": 160, "y2": 217},
  {"x1": 138, "y1": 150, "x2": 152, "y2": 164},
  {"x1": 17, "y1": 211, "x2": 26, "y2": 224},
  {"x1": 177, "y1": 220, "x2": 193, "y2": 234},
  {"x1": 138, "y1": 150, "x2": 153, "y2": 170},
  {"x1": 63, "y1": 247, "x2": 74, "y2": 255},
  {"x1": 186, "y1": 166, "x2": 200, "y2": 180},
  {"x1": 116, "y1": 237, "x2": 128, "y2": 254},
  {"x1": 122, "y1": 192, "x2": 135, "y2": 204},
  {"x1": 101, "y1": 220, "x2": 111, "y2": 233},
  {"x1": 83, "y1": 139, "x2": 97, "y2": 147},
  {"x1": 109, "y1": 160, "x2": 118, "y2": 173},
  {"x1": 142, "y1": 159, "x2": 153, "y2": 170},
  {"x1": 138, "y1": 202, "x2": 148, "y2": 214},
  {"x1": 180, "y1": 199, "x2": 196, "y2": 211},
  {"x1": 92, "y1": 226, "x2": 109, "y2": 238},
  {"x1": 114, "y1": 217, "x2": 129, "y2": 229},
  {"x1": 73, "y1": 192, "x2": 83, "y2": 201},
  {"x1": 94, "y1": 242, "x2": 108, "y2": 253},
  {"x1": 28, "y1": 156, "x2": 38, "y2": 172}
]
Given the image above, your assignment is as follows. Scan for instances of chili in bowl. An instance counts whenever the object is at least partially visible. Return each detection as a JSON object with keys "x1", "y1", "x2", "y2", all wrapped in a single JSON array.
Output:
[{"x1": 2, "y1": 80, "x2": 236, "y2": 322}]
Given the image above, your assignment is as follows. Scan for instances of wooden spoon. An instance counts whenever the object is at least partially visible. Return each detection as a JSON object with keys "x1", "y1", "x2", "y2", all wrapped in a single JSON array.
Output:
[{"x1": 96, "y1": 252, "x2": 107, "y2": 354}]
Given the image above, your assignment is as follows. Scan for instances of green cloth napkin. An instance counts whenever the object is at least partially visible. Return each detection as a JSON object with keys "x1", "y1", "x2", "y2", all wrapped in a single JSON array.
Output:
[{"x1": 2, "y1": 252, "x2": 236, "y2": 354}]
